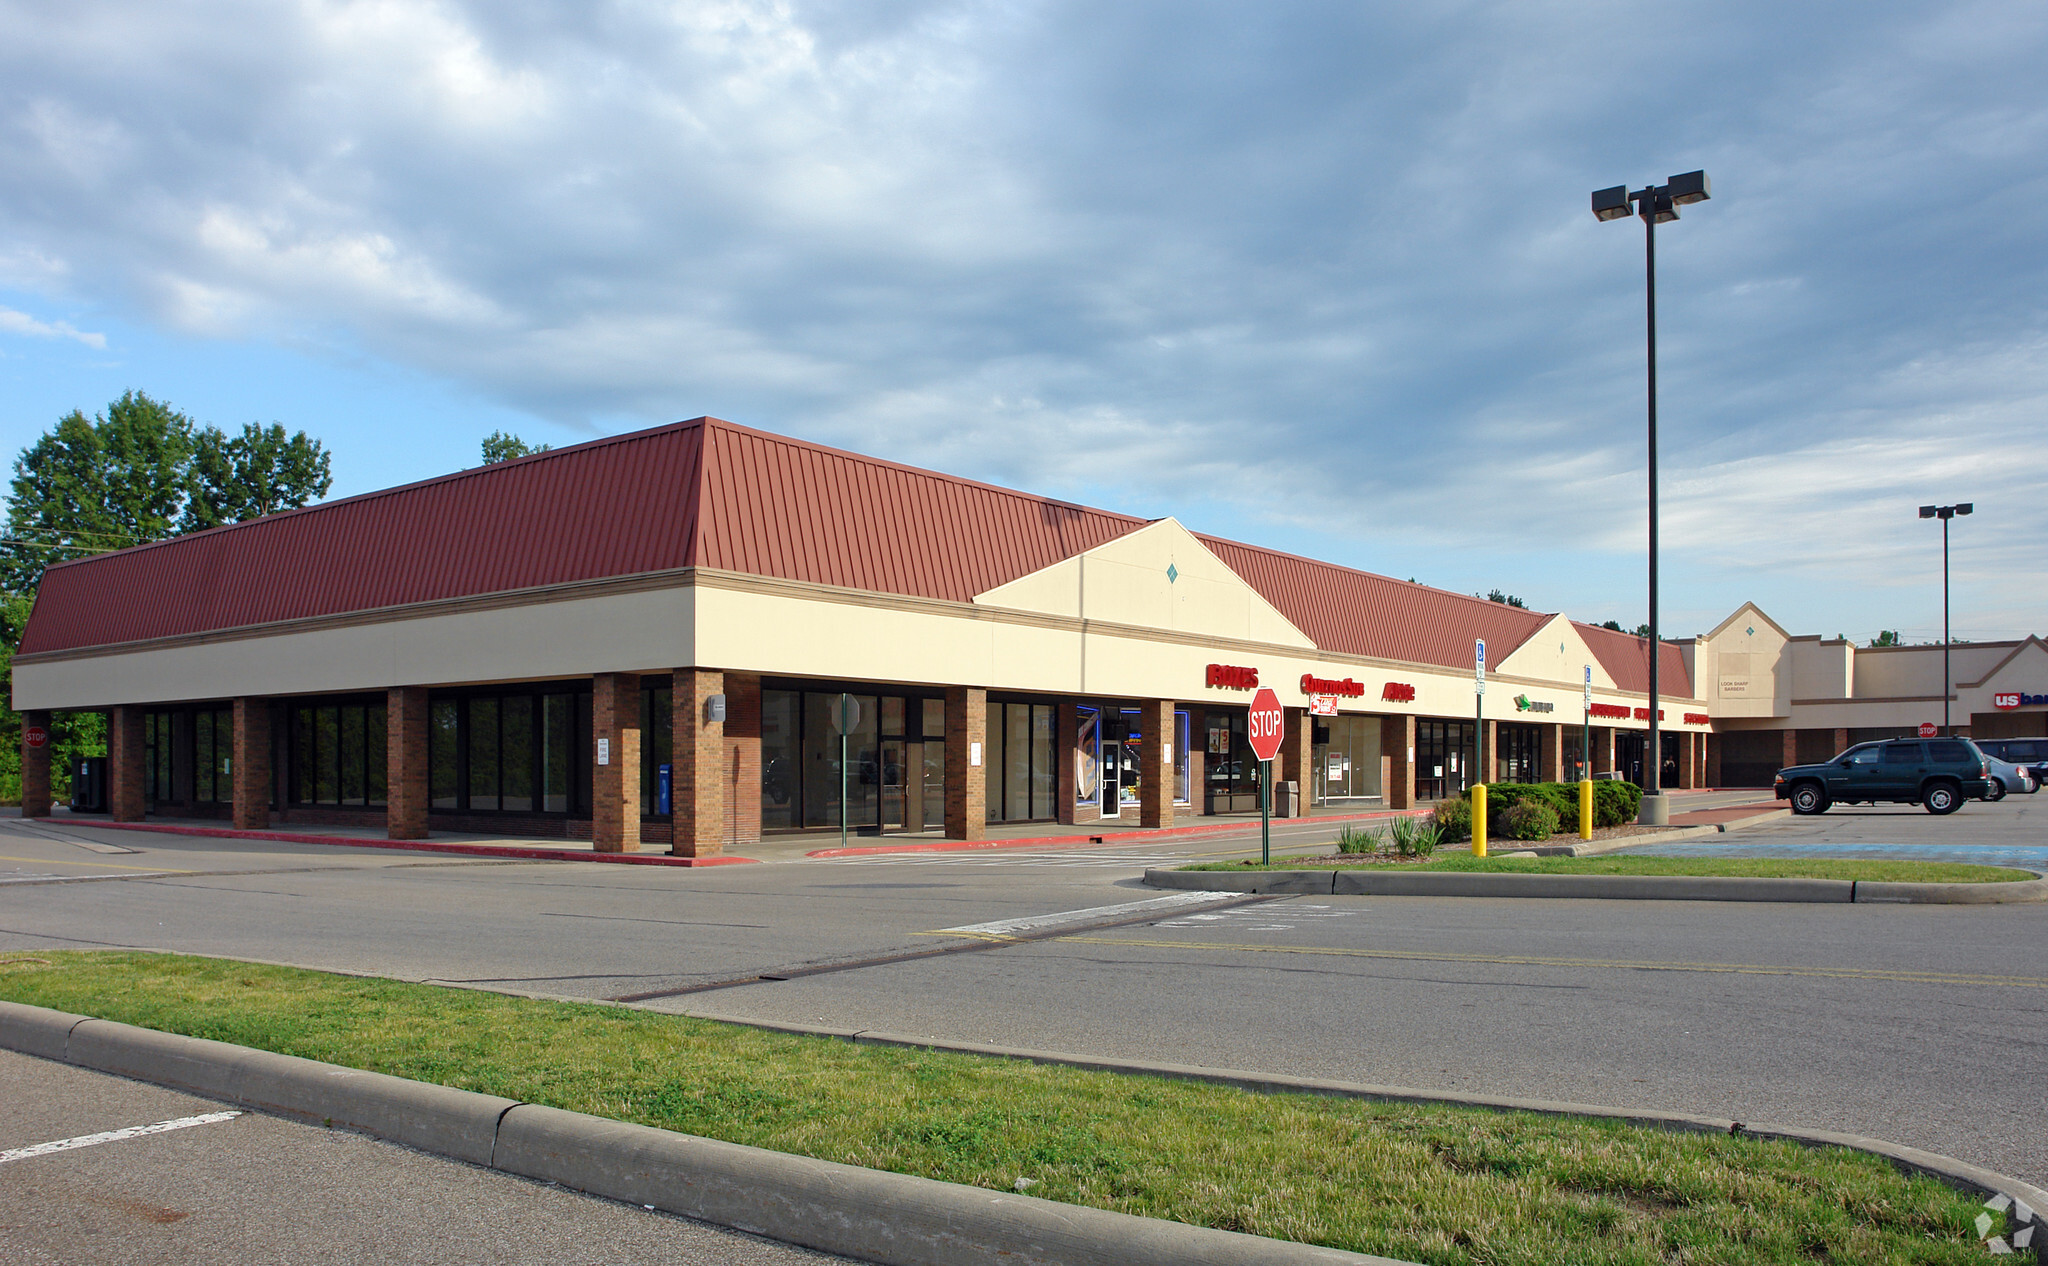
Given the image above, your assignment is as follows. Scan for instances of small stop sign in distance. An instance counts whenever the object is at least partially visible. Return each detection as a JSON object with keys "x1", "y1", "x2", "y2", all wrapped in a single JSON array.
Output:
[{"x1": 1246, "y1": 687, "x2": 1285, "y2": 763}]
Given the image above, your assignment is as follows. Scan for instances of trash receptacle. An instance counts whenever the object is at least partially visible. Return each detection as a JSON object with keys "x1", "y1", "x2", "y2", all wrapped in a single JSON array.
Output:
[
  {"x1": 1276, "y1": 780, "x2": 1300, "y2": 818},
  {"x1": 70, "y1": 756, "x2": 108, "y2": 814}
]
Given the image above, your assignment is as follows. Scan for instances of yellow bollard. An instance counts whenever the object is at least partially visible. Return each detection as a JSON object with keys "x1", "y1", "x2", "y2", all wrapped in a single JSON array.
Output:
[
  {"x1": 1579, "y1": 779, "x2": 1594, "y2": 840},
  {"x1": 1471, "y1": 783, "x2": 1488, "y2": 857}
]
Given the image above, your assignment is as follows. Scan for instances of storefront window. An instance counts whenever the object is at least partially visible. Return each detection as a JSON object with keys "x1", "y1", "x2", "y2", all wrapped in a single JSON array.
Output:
[
  {"x1": 195, "y1": 709, "x2": 231, "y2": 804},
  {"x1": 1417, "y1": 720, "x2": 1476, "y2": 801},
  {"x1": 986, "y1": 701, "x2": 1056, "y2": 822},
  {"x1": 1314, "y1": 715, "x2": 1383, "y2": 803},
  {"x1": 762, "y1": 687, "x2": 943, "y2": 832},
  {"x1": 426, "y1": 690, "x2": 585, "y2": 815},
  {"x1": 1204, "y1": 711, "x2": 1260, "y2": 812},
  {"x1": 639, "y1": 685, "x2": 671, "y2": 818},
  {"x1": 1497, "y1": 724, "x2": 1542, "y2": 784},
  {"x1": 289, "y1": 698, "x2": 389, "y2": 808},
  {"x1": 1074, "y1": 708, "x2": 1101, "y2": 808}
]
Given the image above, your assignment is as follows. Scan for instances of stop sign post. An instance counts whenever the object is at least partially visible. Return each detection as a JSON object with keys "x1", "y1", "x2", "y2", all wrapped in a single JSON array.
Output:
[{"x1": 1246, "y1": 688, "x2": 1284, "y2": 864}]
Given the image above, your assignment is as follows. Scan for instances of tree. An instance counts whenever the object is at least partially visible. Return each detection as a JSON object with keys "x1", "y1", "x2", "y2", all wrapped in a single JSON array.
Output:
[
  {"x1": 4, "y1": 390, "x2": 193, "y2": 588},
  {"x1": 1869, "y1": 630, "x2": 1903, "y2": 648},
  {"x1": 481, "y1": 431, "x2": 550, "y2": 464},
  {"x1": 181, "y1": 423, "x2": 333, "y2": 531},
  {"x1": 1484, "y1": 589, "x2": 1526, "y2": 609}
]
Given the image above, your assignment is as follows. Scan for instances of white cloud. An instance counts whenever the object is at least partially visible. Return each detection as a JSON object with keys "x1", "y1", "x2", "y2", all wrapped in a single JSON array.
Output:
[
  {"x1": 0, "y1": 305, "x2": 105, "y2": 348},
  {"x1": 0, "y1": 0, "x2": 2045, "y2": 639}
]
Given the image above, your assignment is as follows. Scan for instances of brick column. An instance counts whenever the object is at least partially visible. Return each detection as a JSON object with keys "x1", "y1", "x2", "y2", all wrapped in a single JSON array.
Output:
[
  {"x1": 592, "y1": 672, "x2": 641, "y2": 853},
  {"x1": 723, "y1": 672, "x2": 763, "y2": 852},
  {"x1": 1482, "y1": 719, "x2": 1499, "y2": 783},
  {"x1": 232, "y1": 697, "x2": 271, "y2": 830},
  {"x1": 1138, "y1": 699, "x2": 1175, "y2": 829},
  {"x1": 1538, "y1": 722, "x2": 1562, "y2": 783},
  {"x1": 1280, "y1": 708, "x2": 1312, "y2": 814},
  {"x1": 672, "y1": 667, "x2": 744, "y2": 858},
  {"x1": 1831, "y1": 727, "x2": 1849, "y2": 759},
  {"x1": 944, "y1": 687, "x2": 987, "y2": 840},
  {"x1": 21, "y1": 711, "x2": 52, "y2": 818},
  {"x1": 1593, "y1": 726, "x2": 1614, "y2": 775},
  {"x1": 1780, "y1": 728, "x2": 1797, "y2": 772},
  {"x1": 387, "y1": 687, "x2": 429, "y2": 839},
  {"x1": 1679, "y1": 731, "x2": 1698, "y2": 789},
  {"x1": 1382, "y1": 714, "x2": 1416, "y2": 809},
  {"x1": 109, "y1": 705, "x2": 146, "y2": 822}
]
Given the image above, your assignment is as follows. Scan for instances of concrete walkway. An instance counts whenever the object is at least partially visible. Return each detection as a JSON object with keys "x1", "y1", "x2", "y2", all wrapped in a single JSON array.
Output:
[{"x1": 4, "y1": 788, "x2": 1775, "y2": 867}]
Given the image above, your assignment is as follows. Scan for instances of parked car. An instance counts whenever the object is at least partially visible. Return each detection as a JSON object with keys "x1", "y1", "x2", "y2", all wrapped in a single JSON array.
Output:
[
  {"x1": 1975, "y1": 738, "x2": 2048, "y2": 787},
  {"x1": 1980, "y1": 753, "x2": 2037, "y2": 800},
  {"x1": 1773, "y1": 737, "x2": 1994, "y2": 815}
]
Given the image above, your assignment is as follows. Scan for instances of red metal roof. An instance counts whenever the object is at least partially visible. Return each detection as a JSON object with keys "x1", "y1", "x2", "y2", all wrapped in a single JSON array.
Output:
[
  {"x1": 18, "y1": 416, "x2": 1692, "y2": 695},
  {"x1": 1573, "y1": 620, "x2": 1694, "y2": 701}
]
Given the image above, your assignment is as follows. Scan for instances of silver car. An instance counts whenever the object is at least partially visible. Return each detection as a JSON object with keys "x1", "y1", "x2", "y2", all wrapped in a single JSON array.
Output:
[{"x1": 1982, "y1": 754, "x2": 2037, "y2": 800}]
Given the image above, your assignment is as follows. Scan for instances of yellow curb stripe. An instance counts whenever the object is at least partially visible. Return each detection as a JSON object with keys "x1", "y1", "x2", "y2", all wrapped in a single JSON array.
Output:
[{"x1": 1056, "y1": 936, "x2": 2048, "y2": 989}]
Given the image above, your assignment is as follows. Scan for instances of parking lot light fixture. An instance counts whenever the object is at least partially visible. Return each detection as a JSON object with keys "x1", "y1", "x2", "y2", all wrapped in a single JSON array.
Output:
[
  {"x1": 1590, "y1": 171, "x2": 1711, "y2": 824},
  {"x1": 1919, "y1": 502, "x2": 1973, "y2": 736}
]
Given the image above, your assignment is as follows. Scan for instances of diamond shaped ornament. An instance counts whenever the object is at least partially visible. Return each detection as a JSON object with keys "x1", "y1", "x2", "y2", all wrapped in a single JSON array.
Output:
[{"x1": 1166, "y1": 564, "x2": 1179, "y2": 584}]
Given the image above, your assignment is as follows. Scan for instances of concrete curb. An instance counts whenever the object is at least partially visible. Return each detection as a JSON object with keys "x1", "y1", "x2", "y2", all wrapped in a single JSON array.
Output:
[
  {"x1": 1142, "y1": 867, "x2": 2048, "y2": 903},
  {"x1": 0, "y1": 999, "x2": 1407, "y2": 1266}
]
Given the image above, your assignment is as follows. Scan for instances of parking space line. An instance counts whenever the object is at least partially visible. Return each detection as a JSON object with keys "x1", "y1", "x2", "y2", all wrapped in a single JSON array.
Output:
[
  {"x1": 1, "y1": 1111, "x2": 242, "y2": 1165},
  {"x1": 931, "y1": 892, "x2": 1241, "y2": 941}
]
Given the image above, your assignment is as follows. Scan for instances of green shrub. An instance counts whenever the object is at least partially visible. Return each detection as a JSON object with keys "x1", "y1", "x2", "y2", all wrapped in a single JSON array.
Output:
[
  {"x1": 1593, "y1": 779, "x2": 1644, "y2": 828},
  {"x1": 1498, "y1": 799, "x2": 1561, "y2": 841},
  {"x1": 1334, "y1": 823, "x2": 1378, "y2": 854},
  {"x1": 1430, "y1": 795, "x2": 1471, "y2": 842},
  {"x1": 1387, "y1": 816, "x2": 1443, "y2": 858},
  {"x1": 1486, "y1": 782, "x2": 1575, "y2": 821}
]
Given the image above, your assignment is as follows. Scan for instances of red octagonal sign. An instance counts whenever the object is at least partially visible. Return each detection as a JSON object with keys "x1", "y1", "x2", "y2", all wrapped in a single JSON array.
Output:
[
  {"x1": 1917, "y1": 722, "x2": 1938, "y2": 738},
  {"x1": 23, "y1": 725, "x2": 48, "y2": 749},
  {"x1": 1246, "y1": 687, "x2": 1285, "y2": 763}
]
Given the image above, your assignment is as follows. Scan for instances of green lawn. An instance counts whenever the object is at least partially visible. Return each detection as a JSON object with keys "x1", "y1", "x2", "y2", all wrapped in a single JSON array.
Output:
[
  {"x1": 1191, "y1": 855, "x2": 2032, "y2": 883},
  {"x1": 0, "y1": 952, "x2": 1996, "y2": 1265}
]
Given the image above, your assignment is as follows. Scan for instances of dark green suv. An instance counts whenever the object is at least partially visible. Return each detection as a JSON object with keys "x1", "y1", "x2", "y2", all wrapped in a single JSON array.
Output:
[{"x1": 1774, "y1": 737, "x2": 1994, "y2": 815}]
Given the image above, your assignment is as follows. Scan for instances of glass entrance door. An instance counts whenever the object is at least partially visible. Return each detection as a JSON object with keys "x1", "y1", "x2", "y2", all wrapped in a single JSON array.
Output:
[{"x1": 1417, "y1": 720, "x2": 1477, "y2": 800}]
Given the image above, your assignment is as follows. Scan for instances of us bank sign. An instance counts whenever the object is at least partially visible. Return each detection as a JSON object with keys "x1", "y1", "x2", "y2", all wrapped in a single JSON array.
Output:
[{"x1": 1994, "y1": 691, "x2": 2047, "y2": 709}]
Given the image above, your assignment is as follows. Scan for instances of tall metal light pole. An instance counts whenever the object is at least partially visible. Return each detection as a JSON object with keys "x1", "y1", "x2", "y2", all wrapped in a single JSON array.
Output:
[
  {"x1": 1592, "y1": 171, "x2": 1711, "y2": 825},
  {"x1": 1918, "y1": 502, "x2": 1973, "y2": 735}
]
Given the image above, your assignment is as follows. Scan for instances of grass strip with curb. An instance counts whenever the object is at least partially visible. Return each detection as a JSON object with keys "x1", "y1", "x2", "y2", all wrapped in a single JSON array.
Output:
[
  {"x1": 0, "y1": 951, "x2": 1999, "y2": 1266},
  {"x1": 1186, "y1": 856, "x2": 2033, "y2": 882}
]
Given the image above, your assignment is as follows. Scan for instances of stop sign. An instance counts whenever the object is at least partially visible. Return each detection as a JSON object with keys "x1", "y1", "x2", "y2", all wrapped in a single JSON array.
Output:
[
  {"x1": 1246, "y1": 688, "x2": 1285, "y2": 762},
  {"x1": 1917, "y1": 721, "x2": 1938, "y2": 738},
  {"x1": 23, "y1": 725, "x2": 48, "y2": 749}
]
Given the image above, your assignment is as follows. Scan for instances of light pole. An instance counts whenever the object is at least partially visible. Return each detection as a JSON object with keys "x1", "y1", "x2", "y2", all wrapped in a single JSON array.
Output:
[
  {"x1": 1592, "y1": 170, "x2": 1711, "y2": 825},
  {"x1": 1917, "y1": 502, "x2": 1973, "y2": 736}
]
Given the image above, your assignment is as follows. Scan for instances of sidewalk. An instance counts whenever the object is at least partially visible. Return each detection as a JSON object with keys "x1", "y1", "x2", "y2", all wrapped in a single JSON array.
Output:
[{"x1": 9, "y1": 788, "x2": 1775, "y2": 868}]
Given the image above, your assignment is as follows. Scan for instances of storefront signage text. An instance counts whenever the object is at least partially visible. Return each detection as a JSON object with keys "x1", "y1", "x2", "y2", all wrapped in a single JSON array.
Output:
[
  {"x1": 1381, "y1": 682, "x2": 1417, "y2": 702},
  {"x1": 1512, "y1": 695, "x2": 1554, "y2": 714},
  {"x1": 1684, "y1": 712, "x2": 1710, "y2": 725},
  {"x1": 1994, "y1": 692, "x2": 2046, "y2": 709},
  {"x1": 1300, "y1": 674, "x2": 1365, "y2": 698},
  {"x1": 1633, "y1": 707, "x2": 1666, "y2": 721},
  {"x1": 1206, "y1": 663, "x2": 1259, "y2": 690},
  {"x1": 1588, "y1": 703, "x2": 1631, "y2": 720}
]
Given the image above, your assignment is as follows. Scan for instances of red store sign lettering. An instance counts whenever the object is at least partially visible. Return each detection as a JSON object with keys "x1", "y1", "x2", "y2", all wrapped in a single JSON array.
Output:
[
  {"x1": 1300, "y1": 674, "x2": 1365, "y2": 698},
  {"x1": 1588, "y1": 703, "x2": 1631, "y2": 720},
  {"x1": 1683, "y1": 712, "x2": 1710, "y2": 726},
  {"x1": 1381, "y1": 682, "x2": 1417, "y2": 702},
  {"x1": 1206, "y1": 663, "x2": 1260, "y2": 690}
]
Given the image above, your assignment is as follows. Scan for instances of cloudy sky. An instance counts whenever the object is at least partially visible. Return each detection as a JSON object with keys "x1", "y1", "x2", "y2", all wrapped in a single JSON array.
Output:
[{"x1": 2, "y1": 0, "x2": 2043, "y2": 645}]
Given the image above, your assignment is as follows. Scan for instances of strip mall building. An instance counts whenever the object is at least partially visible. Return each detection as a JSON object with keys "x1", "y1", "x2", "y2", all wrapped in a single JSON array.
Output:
[{"x1": 12, "y1": 419, "x2": 2046, "y2": 855}]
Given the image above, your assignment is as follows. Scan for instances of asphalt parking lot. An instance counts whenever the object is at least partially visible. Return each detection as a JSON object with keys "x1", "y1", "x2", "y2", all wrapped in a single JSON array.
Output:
[
  {"x1": 1, "y1": 795, "x2": 2043, "y2": 1197},
  {"x1": 0, "y1": 1047, "x2": 851, "y2": 1265}
]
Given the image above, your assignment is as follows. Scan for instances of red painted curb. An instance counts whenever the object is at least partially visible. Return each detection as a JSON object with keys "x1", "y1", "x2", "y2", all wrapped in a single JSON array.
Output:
[
  {"x1": 804, "y1": 806, "x2": 1433, "y2": 859},
  {"x1": 64, "y1": 820, "x2": 760, "y2": 867}
]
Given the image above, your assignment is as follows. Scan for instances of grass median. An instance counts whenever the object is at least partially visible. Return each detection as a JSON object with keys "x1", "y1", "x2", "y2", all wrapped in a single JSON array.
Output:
[
  {"x1": 1191, "y1": 855, "x2": 2033, "y2": 882},
  {"x1": 0, "y1": 951, "x2": 1994, "y2": 1265}
]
